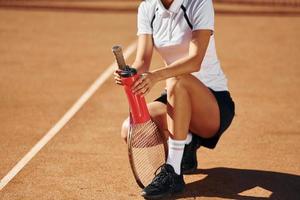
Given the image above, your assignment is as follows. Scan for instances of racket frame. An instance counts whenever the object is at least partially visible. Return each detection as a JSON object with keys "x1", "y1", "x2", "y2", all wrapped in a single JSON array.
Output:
[{"x1": 127, "y1": 113, "x2": 145, "y2": 188}]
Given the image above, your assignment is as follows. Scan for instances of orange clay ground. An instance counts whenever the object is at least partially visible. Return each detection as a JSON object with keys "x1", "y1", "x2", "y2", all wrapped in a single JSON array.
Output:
[{"x1": 0, "y1": 3, "x2": 299, "y2": 200}]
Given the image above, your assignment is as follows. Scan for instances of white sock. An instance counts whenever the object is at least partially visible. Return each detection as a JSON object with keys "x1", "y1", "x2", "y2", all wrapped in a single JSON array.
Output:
[
  {"x1": 166, "y1": 138, "x2": 185, "y2": 175},
  {"x1": 185, "y1": 132, "x2": 192, "y2": 144}
]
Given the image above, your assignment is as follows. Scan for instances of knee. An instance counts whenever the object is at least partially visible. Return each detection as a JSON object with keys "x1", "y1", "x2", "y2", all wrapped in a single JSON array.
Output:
[
  {"x1": 121, "y1": 117, "x2": 129, "y2": 142},
  {"x1": 120, "y1": 102, "x2": 166, "y2": 143},
  {"x1": 166, "y1": 76, "x2": 187, "y2": 97}
]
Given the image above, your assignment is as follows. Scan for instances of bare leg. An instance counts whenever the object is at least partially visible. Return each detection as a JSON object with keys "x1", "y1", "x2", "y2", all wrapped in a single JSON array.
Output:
[
  {"x1": 121, "y1": 74, "x2": 220, "y2": 142},
  {"x1": 166, "y1": 75, "x2": 220, "y2": 140}
]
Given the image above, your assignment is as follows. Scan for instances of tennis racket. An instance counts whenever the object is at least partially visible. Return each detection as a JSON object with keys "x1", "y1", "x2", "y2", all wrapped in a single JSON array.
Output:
[{"x1": 112, "y1": 45, "x2": 167, "y2": 188}]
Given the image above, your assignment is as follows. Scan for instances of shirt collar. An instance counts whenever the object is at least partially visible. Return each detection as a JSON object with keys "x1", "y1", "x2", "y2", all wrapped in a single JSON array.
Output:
[{"x1": 157, "y1": 0, "x2": 184, "y2": 14}]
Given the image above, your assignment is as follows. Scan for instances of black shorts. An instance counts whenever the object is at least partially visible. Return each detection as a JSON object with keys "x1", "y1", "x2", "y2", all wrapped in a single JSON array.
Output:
[{"x1": 154, "y1": 88, "x2": 235, "y2": 149}]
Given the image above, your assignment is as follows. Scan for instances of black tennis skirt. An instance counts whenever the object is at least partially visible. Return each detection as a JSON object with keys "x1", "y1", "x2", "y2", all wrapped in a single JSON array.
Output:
[{"x1": 154, "y1": 88, "x2": 235, "y2": 149}]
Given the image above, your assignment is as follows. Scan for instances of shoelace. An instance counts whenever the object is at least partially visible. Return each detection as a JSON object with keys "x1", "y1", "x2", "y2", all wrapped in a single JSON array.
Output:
[{"x1": 149, "y1": 165, "x2": 174, "y2": 188}]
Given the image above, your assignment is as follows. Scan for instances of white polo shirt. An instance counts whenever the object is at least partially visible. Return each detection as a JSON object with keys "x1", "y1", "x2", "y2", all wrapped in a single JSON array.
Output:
[{"x1": 137, "y1": 0, "x2": 228, "y2": 91}]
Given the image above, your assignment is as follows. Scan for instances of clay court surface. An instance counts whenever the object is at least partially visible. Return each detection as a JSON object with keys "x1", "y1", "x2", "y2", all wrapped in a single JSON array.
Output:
[{"x1": 0, "y1": 1, "x2": 300, "y2": 199}]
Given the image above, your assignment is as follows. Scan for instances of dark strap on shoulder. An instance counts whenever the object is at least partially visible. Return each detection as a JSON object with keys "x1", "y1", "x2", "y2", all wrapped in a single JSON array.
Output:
[
  {"x1": 150, "y1": 14, "x2": 156, "y2": 29},
  {"x1": 151, "y1": 6, "x2": 193, "y2": 30},
  {"x1": 151, "y1": 7, "x2": 158, "y2": 29},
  {"x1": 180, "y1": 5, "x2": 193, "y2": 30}
]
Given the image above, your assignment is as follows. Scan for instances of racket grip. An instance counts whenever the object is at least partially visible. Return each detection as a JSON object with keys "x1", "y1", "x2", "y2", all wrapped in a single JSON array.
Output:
[
  {"x1": 122, "y1": 75, "x2": 151, "y2": 124},
  {"x1": 112, "y1": 45, "x2": 127, "y2": 70}
]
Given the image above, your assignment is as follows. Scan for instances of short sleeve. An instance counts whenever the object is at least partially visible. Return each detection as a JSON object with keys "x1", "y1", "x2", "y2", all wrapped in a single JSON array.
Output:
[
  {"x1": 137, "y1": 2, "x2": 153, "y2": 35},
  {"x1": 191, "y1": 0, "x2": 214, "y2": 31}
]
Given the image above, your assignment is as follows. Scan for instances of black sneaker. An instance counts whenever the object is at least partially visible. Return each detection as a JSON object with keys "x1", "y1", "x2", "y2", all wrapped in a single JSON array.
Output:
[
  {"x1": 181, "y1": 134, "x2": 200, "y2": 174},
  {"x1": 141, "y1": 164, "x2": 185, "y2": 199}
]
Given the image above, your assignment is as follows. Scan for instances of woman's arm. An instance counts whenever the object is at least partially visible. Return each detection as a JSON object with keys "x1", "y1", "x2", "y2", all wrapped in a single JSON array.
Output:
[
  {"x1": 152, "y1": 30, "x2": 212, "y2": 81},
  {"x1": 132, "y1": 34, "x2": 154, "y2": 74},
  {"x1": 132, "y1": 30, "x2": 212, "y2": 94},
  {"x1": 114, "y1": 34, "x2": 153, "y2": 85}
]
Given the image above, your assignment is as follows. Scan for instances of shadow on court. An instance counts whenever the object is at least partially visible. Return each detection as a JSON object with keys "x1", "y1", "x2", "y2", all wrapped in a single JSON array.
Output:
[{"x1": 170, "y1": 167, "x2": 300, "y2": 200}]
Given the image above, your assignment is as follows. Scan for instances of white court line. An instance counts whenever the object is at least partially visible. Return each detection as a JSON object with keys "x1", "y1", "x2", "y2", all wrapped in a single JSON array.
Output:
[{"x1": 0, "y1": 41, "x2": 137, "y2": 190}]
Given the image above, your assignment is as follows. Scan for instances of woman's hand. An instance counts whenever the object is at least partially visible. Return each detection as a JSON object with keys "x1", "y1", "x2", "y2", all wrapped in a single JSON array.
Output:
[
  {"x1": 114, "y1": 69, "x2": 123, "y2": 85},
  {"x1": 132, "y1": 72, "x2": 157, "y2": 96}
]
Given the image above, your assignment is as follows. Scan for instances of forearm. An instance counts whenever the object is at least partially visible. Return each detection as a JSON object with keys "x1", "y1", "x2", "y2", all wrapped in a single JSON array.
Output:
[
  {"x1": 131, "y1": 54, "x2": 202, "y2": 96},
  {"x1": 132, "y1": 34, "x2": 153, "y2": 75},
  {"x1": 151, "y1": 54, "x2": 202, "y2": 82}
]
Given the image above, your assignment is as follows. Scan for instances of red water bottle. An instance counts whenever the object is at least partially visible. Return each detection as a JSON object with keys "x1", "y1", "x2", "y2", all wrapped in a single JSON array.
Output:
[{"x1": 120, "y1": 68, "x2": 150, "y2": 124}]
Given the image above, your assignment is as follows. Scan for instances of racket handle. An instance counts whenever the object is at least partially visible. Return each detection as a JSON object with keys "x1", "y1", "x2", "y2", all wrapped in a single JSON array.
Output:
[
  {"x1": 112, "y1": 45, "x2": 127, "y2": 70},
  {"x1": 122, "y1": 75, "x2": 151, "y2": 124}
]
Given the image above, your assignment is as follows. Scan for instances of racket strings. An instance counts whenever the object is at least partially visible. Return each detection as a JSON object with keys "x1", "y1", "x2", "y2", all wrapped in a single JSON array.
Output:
[
  {"x1": 130, "y1": 120, "x2": 166, "y2": 187},
  {"x1": 131, "y1": 122, "x2": 163, "y2": 147}
]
